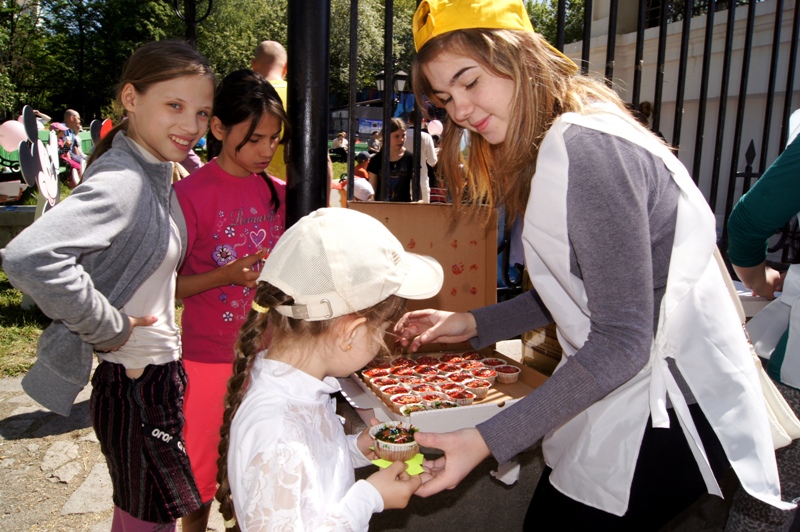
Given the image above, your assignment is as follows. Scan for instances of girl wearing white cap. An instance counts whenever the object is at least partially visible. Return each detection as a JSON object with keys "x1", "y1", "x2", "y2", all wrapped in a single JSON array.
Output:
[
  {"x1": 215, "y1": 208, "x2": 444, "y2": 531},
  {"x1": 395, "y1": 0, "x2": 793, "y2": 528}
]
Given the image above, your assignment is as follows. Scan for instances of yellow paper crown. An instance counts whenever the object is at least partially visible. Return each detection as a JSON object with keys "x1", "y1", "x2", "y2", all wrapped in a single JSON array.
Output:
[{"x1": 413, "y1": 0, "x2": 578, "y2": 72}]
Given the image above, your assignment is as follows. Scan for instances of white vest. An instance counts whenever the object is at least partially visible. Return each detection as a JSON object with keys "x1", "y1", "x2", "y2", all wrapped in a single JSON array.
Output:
[{"x1": 523, "y1": 107, "x2": 790, "y2": 516}]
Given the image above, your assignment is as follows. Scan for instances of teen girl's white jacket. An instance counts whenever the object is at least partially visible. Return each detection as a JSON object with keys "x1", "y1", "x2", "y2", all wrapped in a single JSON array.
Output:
[{"x1": 523, "y1": 106, "x2": 791, "y2": 516}]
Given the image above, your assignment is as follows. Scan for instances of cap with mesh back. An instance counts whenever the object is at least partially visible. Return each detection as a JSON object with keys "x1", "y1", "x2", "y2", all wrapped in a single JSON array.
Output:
[{"x1": 257, "y1": 208, "x2": 444, "y2": 321}]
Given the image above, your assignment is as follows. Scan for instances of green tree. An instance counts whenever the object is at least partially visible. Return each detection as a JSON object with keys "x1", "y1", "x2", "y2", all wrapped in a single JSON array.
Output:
[
  {"x1": 196, "y1": 0, "x2": 287, "y2": 79},
  {"x1": 527, "y1": 0, "x2": 585, "y2": 46},
  {"x1": 0, "y1": 0, "x2": 50, "y2": 118}
]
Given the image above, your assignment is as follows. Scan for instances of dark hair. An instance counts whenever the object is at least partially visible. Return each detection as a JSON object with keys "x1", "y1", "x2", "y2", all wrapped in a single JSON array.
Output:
[
  {"x1": 87, "y1": 40, "x2": 215, "y2": 167},
  {"x1": 206, "y1": 69, "x2": 289, "y2": 213},
  {"x1": 214, "y1": 283, "x2": 405, "y2": 530}
]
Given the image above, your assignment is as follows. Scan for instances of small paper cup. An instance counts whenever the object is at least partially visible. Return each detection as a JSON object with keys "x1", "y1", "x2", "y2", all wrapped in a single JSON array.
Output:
[
  {"x1": 414, "y1": 355, "x2": 441, "y2": 366},
  {"x1": 389, "y1": 393, "x2": 423, "y2": 413},
  {"x1": 448, "y1": 372, "x2": 474, "y2": 384},
  {"x1": 369, "y1": 421, "x2": 419, "y2": 462},
  {"x1": 362, "y1": 368, "x2": 389, "y2": 380},
  {"x1": 470, "y1": 368, "x2": 497, "y2": 385},
  {"x1": 436, "y1": 363, "x2": 461, "y2": 376},
  {"x1": 429, "y1": 400, "x2": 460, "y2": 410},
  {"x1": 481, "y1": 357, "x2": 507, "y2": 368},
  {"x1": 380, "y1": 384, "x2": 410, "y2": 400},
  {"x1": 413, "y1": 365, "x2": 440, "y2": 377},
  {"x1": 369, "y1": 376, "x2": 398, "y2": 391},
  {"x1": 399, "y1": 403, "x2": 428, "y2": 417},
  {"x1": 463, "y1": 378, "x2": 492, "y2": 399},
  {"x1": 410, "y1": 383, "x2": 440, "y2": 396},
  {"x1": 445, "y1": 389, "x2": 476, "y2": 406},
  {"x1": 424, "y1": 375, "x2": 449, "y2": 386},
  {"x1": 495, "y1": 365, "x2": 521, "y2": 384},
  {"x1": 419, "y1": 391, "x2": 447, "y2": 407}
]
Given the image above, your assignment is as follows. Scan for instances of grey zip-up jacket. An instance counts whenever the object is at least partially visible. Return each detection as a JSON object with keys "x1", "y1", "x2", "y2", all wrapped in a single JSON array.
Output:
[{"x1": 0, "y1": 131, "x2": 187, "y2": 416}]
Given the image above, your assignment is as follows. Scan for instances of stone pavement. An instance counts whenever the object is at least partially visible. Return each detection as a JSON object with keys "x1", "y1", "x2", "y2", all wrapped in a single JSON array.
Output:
[
  {"x1": 0, "y1": 369, "x2": 225, "y2": 531},
  {"x1": 0, "y1": 344, "x2": 734, "y2": 531}
]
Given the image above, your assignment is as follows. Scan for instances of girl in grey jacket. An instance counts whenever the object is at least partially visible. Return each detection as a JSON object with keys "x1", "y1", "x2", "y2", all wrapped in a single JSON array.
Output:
[{"x1": 1, "y1": 40, "x2": 215, "y2": 529}]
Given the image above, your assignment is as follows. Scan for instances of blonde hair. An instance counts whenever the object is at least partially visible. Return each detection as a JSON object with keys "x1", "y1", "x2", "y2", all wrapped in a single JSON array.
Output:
[
  {"x1": 412, "y1": 29, "x2": 633, "y2": 223},
  {"x1": 215, "y1": 283, "x2": 406, "y2": 530}
]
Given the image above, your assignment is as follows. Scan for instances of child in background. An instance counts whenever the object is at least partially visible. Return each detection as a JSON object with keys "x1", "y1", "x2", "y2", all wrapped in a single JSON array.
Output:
[
  {"x1": 215, "y1": 208, "x2": 444, "y2": 531},
  {"x1": 173, "y1": 69, "x2": 288, "y2": 532},
  {"x1": 354, "y1": 150, "x2": 372, "y2": 179},
  {"x1": 1, "y1": 40, "x2": 215, "y2": 530}
]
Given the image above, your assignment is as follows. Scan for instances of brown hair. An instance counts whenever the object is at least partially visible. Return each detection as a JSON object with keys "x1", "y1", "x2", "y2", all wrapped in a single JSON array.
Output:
[
  {"x1": 86, "y1": 40, "x2": 215, "y2": 167},
  {"x1": 412, "y1": 29, "x2": 636, "y2": 223},
  {"x1": 214, "y1": 283, "x2": 406, "y2": 530}
]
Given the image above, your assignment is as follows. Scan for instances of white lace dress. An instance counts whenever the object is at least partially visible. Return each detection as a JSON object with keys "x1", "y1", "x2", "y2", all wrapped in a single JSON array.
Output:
[{"x1": 228, "y1": 355, "x2": 383, "y2": 531}]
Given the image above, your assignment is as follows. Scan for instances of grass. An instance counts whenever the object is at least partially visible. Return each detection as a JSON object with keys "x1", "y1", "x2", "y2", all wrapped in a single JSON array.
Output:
[
  {"x1": 0, "y1": 269, "x2": 186, "y2": 378},
  {"x1": 0, "y1": 269, "x2": 50, "y2": 377}
]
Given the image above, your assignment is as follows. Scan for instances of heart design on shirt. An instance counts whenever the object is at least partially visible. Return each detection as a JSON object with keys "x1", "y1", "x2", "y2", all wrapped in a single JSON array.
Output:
[{"x1": 250, "y1": 228, "x2": 267, "y2": 249}]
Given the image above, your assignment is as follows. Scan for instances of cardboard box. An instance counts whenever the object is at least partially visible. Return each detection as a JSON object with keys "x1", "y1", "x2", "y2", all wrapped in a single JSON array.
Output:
[
  {"x1": 348, "y1": 202, "x2": 497, "y2": 313},
  {"x1": 521, "y1": 323, "x2": 563, "y2": 377},
  {"x1": 338, "y1": 349, "x2": 549, "y2": 433},
  {"x1": 339, "y1": 203, "x2": 550, "y2": 431}
]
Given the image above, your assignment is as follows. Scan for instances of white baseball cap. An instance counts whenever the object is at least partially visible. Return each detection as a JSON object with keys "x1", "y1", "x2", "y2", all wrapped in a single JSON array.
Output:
[
  {"x1": 258, "y1": 208, "x2": 444, "y2": 321},
  {"x1": 353, "y1": 178, "x2": 374, "y2": 201}
]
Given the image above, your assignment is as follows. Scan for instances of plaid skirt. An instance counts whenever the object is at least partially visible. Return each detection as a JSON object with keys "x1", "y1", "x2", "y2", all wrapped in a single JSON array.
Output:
[{"x1": 90, "y1": 360, "x2": 202, "y2": 524}]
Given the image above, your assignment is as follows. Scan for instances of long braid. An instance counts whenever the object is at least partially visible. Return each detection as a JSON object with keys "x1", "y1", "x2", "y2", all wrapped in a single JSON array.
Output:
[
  {"x1": 215, "y1": 284, "x2": 287, "y2": 531},
  {"x1": 215, "y1": 283, "x2": 406, "y2": 530}
]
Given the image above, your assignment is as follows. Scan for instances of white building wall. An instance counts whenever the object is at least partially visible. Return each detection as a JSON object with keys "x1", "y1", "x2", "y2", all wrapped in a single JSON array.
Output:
[{"x1": 567, "y1": 0, "x2": 799, "y2": 228}]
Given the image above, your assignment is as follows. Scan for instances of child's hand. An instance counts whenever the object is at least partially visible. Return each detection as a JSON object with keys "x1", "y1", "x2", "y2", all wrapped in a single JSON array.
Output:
[
  {"x1": 366, "y1": 460, "x2": 422, "y2": 510},
  {"x1": 356, "y1": 418, "x2": 382, "y2": 460},
  {"x1": 221, "y1": 249, "x2": 267, "y2": 287}
]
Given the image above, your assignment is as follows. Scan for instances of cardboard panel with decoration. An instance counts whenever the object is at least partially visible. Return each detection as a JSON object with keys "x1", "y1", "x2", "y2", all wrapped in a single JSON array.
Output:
[{"x1": 348, "y1": 202, "x2": 497, "y2": 315}]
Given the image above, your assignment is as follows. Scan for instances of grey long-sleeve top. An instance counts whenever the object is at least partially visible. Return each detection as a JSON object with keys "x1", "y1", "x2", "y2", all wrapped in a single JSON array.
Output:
[
  {"x1": 473, "y1": 126, "x2": 680, "y2": 464},
  {"x1": 0, "y1": 132, "x2": 187, "y2": 416}
]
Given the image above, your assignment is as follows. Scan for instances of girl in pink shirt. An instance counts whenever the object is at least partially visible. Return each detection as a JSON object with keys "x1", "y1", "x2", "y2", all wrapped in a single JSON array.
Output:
[{"x1": 173, "y1": 69, "x2": 289, "y2": 532}]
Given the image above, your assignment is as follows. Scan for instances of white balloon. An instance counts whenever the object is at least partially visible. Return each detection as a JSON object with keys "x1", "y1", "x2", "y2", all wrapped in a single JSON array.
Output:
[
  {"x1": 427, "y1": 119, "x2": 443, "y2": 137},
  {"x1": 0, "y1": 120, "x2": 27, "y2": 152}
]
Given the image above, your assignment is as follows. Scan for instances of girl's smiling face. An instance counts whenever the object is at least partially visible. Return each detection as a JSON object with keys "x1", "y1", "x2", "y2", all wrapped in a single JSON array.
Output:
[
  {"x1": 422, "y1": 52, "x2": 515, "y2": 145},
  {"x1": 212, "y1": 113, "x2": 282, "y2": 177},
  {"x1": 122, "y1": 74, "x2": 214, "y2": 162}
]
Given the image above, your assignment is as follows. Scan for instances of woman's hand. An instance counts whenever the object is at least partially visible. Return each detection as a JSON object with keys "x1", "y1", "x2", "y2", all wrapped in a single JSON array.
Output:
[
  {"x1": 367, "y1": 460, "x2": 423, "y2": 509},
  {"x1": 733, "y1": 262, "x2": 785, "y2": 299},
  {"x1": 414, "y1": 428, "x2": 491, "y2": 497},
  {"x1": 394, "y1": 310, "x2": 478, "y2": 352}
]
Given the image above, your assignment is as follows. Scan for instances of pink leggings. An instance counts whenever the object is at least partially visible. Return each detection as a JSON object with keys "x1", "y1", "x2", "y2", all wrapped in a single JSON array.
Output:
[{"x1": 112, "y1": 506, "x2": 176, "y2": 532}]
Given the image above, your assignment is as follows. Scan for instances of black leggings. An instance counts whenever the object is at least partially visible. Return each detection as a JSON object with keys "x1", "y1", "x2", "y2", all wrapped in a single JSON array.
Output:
[{"x1": 524, "y1": 404, "x2": 730, "y2": 531}]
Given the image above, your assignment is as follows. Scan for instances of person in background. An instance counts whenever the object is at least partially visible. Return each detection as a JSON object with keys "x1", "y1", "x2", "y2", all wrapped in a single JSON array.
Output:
[
  {"x1": 393, "y1": 0, "x2": 790, "y2": 529},
  {"x1": 404, "y1": 108, "x2": 438, "y2": 203},
  {"x1": 354, "y1": 151, "x2": 372, "y2": 179},
  {"x1": 367, "y1": 118, "x2": 417, "y2": 202},
  {"x1": 179, "y1": 148, "x2": 204, "y2": 176},
  {"x1": 368, "y1": 131, "x2": 381, "y2": 154},
  {"x1": 330, "y1": 131, "x2": 349, "y2": 163},
  {"x1": 63, "y1": 109, "x2": 86, "y2": 165},
  {"x1": 173, "y1": 69, "x2": 288, "y2": 532},
  {"x1": 251, "y1": 40, "x2": 289, "y2": 181},
  {"x1": 2, "y1": 40, "x2": 215, "y2": 530},
  {"x1": 215, "y1": 207, "x2": 443, "y2": 531},
  {"x1": 725, "y1": 110, "x2": 800, "y2": 531}
]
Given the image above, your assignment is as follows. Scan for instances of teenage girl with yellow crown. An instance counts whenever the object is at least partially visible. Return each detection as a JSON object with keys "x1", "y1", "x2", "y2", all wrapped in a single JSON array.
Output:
[{"x1": 395, "y1": 0, "x2": 794, "y2": 529}]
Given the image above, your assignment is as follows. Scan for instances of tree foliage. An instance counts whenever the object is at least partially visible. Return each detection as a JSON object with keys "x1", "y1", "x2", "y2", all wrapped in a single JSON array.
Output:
[
  {"x1": 0, "y1": 0, "x2": 575, "y2": 126},
  {"x1": 526, "y1": 0, "x2": 585, "y2": 46}
]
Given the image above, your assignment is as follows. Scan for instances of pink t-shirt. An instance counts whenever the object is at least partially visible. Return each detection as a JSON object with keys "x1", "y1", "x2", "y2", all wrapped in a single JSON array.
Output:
[{"x1": 174, "y1": 159, "x2": 286, "y2": 363}]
